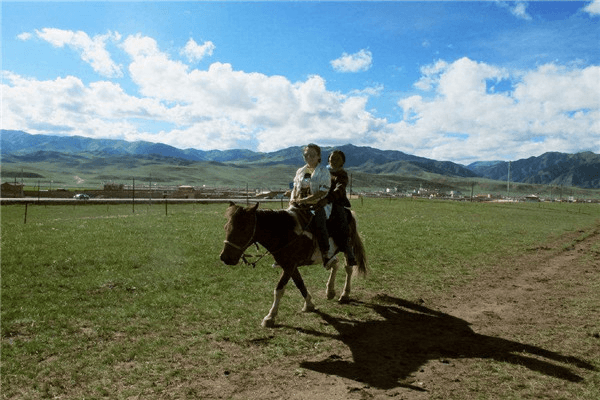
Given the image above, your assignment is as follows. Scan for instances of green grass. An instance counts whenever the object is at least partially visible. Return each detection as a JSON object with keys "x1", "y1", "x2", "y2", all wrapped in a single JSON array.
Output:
[
  {"x1": 2, "y1": 199, "x2": 599, "y2": 398},
  {"x1": 356, "y1": 199, "x2": 600, "y2": 298}
]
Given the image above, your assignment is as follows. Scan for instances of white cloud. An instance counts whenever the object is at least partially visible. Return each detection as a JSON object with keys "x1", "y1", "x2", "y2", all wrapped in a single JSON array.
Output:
[
  {"x1": 181, "y1": 38, "x2": 215, "y2": 63},
  {"x1": 330, "y1": 49, "x2": 373, "y2": 73},
  {"x1": 389, "y1": 58, "x2": 600, "y2": 163},
  {"x1": 511, "y1": 1, "x2": 532, "y2": 20},
  {"x1": 17, "y1": 32, "x2": 32, "y2": 41},
  {"x1": 350, "y1": 84, "x2": 384, "y2": 98},
  {"x1": 118, "y1": 34, "x2": 386, "y2": 151},
  {"x1": 583, "y1": 0, "x2": 600, "y2": 16},
  {"x1": 1, "y1": 71, "x2": 167, "y2": 139},
  {"x1": 4, "y1": 30, "x2": 599, "y2": 164},
  {"x1": 35, "y1": 28, "x2": 123, "y2": 78},
  {"x1": 496, "y1": 1, "x2": 532, "y2": 21},
  {"x1": 3, "y1": 33, "x2": 385, "y2": 152}
]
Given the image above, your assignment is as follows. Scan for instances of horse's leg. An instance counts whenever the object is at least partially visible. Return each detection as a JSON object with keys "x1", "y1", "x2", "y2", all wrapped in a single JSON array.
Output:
[
  {"x1": 326, "y1": 257, "x2": 339, "y2": 300},
  {"x1": 339, "y1": 262, "x2": 353, "y2": 303},
  {"x1": 262, "y1": 270, "x2": 291, "y2": 328},
  {"x1": 291, "y1": 267, "x2": 315, "y2": 312}
]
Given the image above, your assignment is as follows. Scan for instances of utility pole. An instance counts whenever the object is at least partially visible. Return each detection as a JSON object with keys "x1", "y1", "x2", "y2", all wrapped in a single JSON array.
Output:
[{"x1": 506, "y1": 161, "x2": 511, "y2": 198}]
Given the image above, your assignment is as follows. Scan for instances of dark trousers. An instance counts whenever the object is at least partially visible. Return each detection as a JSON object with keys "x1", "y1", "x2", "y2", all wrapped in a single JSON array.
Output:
[
  {"x1": 310, "y1": 207, "x2": 329, "y2": 254},
  {"x1": 329, "y1": 203, "x2": 350, "y2": 252}
]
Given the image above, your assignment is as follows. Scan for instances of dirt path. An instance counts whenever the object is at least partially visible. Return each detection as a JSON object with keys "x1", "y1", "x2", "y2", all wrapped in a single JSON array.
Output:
[{"x1": 203, "y1": 223, "x2": 600, "y2": 399}]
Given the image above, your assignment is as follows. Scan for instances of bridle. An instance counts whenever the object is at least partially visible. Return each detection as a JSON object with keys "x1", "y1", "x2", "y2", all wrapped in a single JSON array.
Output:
[
  {"x1": 222, "y1": 207, "x2": 314, "y2": 268},
  {"x1": 223, "y1": 213, "x2": 257, "y2": 253},
  {"x1": 223, "y1": 213, "x2": 265, "y2": 267}
]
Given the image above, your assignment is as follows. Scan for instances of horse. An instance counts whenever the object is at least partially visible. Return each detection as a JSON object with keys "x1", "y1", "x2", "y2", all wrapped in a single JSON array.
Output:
[{"x1": 220, "y1": 202, "x2": 367, "y2": 328}]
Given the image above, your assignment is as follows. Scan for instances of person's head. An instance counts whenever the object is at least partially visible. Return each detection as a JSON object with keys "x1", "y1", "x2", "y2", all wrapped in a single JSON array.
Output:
[
  {"x1": 328, "y1": 150, "x2": 345, "y2": 170},
  {"x1": 303, "y1": 143, "x2": 322, "y2": 167}
]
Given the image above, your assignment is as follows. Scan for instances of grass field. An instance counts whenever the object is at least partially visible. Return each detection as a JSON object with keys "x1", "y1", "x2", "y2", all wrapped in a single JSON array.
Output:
[{"x1": 2, "y1": 199, "x2": 599, "y2": 398}]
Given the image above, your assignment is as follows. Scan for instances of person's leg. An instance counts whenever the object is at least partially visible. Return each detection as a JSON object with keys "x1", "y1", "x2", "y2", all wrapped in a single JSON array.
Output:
[
  {"x1": 312, "y1": 208, "x2": 333, "y2": 268},
  {"x1": 329, "y1": 204, "x2": 346, "y2": 250},
  {"x1": 337, "y1": 206, "x2": 356, "y2": 266}
]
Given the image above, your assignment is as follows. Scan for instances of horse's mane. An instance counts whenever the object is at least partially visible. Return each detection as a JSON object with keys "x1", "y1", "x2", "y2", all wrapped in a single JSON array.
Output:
[
  {"x1": 226, "y1": 205, "x2": 302, "y2": 233},
  {"x1": 256, "y1": 208, "x2": 298, "y2": 232}
]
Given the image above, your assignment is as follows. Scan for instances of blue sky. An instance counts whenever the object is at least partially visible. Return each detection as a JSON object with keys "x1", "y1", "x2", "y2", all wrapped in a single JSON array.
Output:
[{"x1": 2, "y1": 1, "x2": 599, "y2": 164}]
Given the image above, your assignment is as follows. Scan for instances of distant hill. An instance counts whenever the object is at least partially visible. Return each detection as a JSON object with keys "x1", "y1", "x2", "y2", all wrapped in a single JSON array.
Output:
[
  {"x1": 466, "y1": 152, "x2": 600, "y2": 189},
  {"x1": 0, "y1": 130, "x2": 477, "y2": 179},
  {"x1": 2, "y1": 130, "x2": 599, "y2": 188}
]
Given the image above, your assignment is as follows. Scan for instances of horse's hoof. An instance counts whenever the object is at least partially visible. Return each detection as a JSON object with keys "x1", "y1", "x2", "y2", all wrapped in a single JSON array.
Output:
[
  {"x1": 261, "y1": 317, "x2": 275, "y2": 328},
  {"x1": 326, "y1": 290, "x2": 336, "y2": 300},
  {"x1": 302, "y1": 303, "x2": 316, "y2": 312},
  {"x1": 338, "y1": 295, "x2": 351, "y2": 304}
]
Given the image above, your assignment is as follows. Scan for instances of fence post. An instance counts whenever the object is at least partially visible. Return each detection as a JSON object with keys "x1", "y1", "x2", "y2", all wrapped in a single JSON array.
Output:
[
  {"x1": 24, "y1": 203, "x2": 28, "y2": 224},
  {"x1": 163, "y1": 192, "x2": 168, "y2": 216}
]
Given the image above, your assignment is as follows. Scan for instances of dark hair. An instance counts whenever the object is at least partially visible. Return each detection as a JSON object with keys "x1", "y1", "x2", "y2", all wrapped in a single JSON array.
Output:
[
  {"x1": 329, "y1": 149, "x2": 346, "y2": 165},
  {"x1": 303, "y1": 143, "x2": 322, "y2": 163}
]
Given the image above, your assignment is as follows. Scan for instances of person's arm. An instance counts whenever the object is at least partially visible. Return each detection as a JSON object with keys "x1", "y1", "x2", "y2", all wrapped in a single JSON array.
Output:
[
  {"x1": 295, "y1": 190, "x2": 328, "y2": 205},
  {"x1": 289, "y1": 167, "x2": 304, "y2": 204},
  {"x1": 296, "y1": 165, "x2": 330, "y2": 205},
  {"x1": 327, "y1": 171, "x2": 348, "y2": 203}
]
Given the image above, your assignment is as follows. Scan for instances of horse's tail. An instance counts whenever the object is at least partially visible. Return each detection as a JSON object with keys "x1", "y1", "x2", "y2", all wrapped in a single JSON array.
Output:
[{"x1": 349, "y1": 211, "x2": 368, "y2": 277}]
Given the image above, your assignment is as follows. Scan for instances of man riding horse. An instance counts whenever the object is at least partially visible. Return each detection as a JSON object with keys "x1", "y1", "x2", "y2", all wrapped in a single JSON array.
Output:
[
  {"x1": 220, "y1": 144, "x2": 367, "y2": 327},
  {"x1": 289, "y1": 143, "x2": 336, "y2": 268}
]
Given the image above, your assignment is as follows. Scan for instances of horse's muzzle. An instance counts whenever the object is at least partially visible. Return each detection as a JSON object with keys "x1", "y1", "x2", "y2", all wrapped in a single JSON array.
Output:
[{"x1": 220, "y1": 250, "x2": 240, "y2": 266}]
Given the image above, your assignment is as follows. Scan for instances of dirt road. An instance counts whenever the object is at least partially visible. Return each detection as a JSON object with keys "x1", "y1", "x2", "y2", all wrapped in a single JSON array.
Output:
[{"x1": 202, "y1": 222, "x2": 600, "y2": 399}]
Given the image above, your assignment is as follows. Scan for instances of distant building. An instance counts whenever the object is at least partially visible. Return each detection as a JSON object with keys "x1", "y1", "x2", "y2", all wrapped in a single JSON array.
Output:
[
  {"x1": 1, "y1": 182, "x2": 24, "y2": 198},
  {"x1": 104, "y1": 182, "x2": 124, "y2": 191},
  {"x1": 175, "y1": 185, "x2": 196, "y2": 199}
]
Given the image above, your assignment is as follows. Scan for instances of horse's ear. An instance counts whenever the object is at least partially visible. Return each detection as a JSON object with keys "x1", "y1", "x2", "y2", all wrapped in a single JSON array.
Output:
[
  {"x1": 250, "y1": 202, "x2": 259, "y2": 212},
  {"x1": 229, "y1": 201, "x2": 236, "y2": 207}
]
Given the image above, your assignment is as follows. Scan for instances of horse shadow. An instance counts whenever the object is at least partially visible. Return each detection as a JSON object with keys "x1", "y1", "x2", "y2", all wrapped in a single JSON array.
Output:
[{"x1": 291, "y1": 295, "x2": 595, "y2": 391}]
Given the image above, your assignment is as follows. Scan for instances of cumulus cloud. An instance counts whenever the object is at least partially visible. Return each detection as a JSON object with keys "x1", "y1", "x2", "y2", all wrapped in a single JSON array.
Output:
[
  {"x1": 583, "y1": 0, "x2": 600, "y2": 16},
  {"x1": 1, "y1": 70, "x2": 167, "y2": 140},
  {"x1": 181, "y1": 38, "x2": 215, "y2": 63},
  {"x1": 17, "y1": 32, "x2": 32, "y2": 41},
  {"x1": 3, "y1": 30, "x2": 599, "y2": 163},
  {"x1": 118, "y1": 34, "x2": 386, "y2": 151},
  {"x1": 3, "y1": 33, "x2": 385, "y2": 152},
  {"x1": 35, "y1": 28, "x2": 123, "y2": 78},
  {"x1": 331, "y1": 49, "x2": 373, "y2": 73},
  {"x1": 388, "y1": 57, "x2": 600, "y2": 163}
]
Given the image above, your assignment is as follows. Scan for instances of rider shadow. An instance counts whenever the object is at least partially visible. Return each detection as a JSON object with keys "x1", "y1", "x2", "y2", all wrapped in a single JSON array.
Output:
[{"x1": 294, "y1": 295, "x2": 595, "y2": 391}]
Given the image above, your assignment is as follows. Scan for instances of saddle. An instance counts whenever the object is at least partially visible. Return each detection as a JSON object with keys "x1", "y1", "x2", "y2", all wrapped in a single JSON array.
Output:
[
  {"x1": 288, "y1": 204, "x2": 316, "y2": 231},
  {"x1": 289, "y1": 204, "x2": 352, "y2": 245}
]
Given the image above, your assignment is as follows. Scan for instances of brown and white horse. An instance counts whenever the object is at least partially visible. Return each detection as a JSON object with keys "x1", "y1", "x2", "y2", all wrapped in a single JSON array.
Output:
[{"x1": 220, "y1": 202, "x2": 367, "y2": 327}]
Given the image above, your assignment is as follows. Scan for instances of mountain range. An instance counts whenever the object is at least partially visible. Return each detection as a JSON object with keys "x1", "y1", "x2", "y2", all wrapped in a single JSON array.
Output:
[{"x1": 2, "y1": 130, "x2": 599, "y2": 189}]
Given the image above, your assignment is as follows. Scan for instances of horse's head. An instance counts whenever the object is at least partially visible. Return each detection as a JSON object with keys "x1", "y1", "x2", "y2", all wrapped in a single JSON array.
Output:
[{"x1": 220, "y1": 201, "x2": 259, "y2": 265}]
